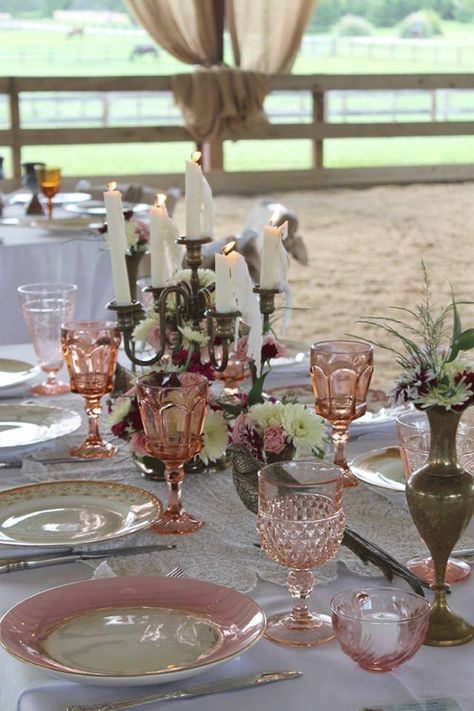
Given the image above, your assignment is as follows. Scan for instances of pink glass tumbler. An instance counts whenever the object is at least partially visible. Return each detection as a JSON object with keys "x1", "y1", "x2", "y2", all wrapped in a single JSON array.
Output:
[
  {"x1": 310, "y1": 340, "x2": 373, "y2": 487},
  {"x1": 62, "y1": 320, "x2": 121, "y2": 459},
  {"x1": 18, "y1": 282, "x2": 77, "y2": 396}
]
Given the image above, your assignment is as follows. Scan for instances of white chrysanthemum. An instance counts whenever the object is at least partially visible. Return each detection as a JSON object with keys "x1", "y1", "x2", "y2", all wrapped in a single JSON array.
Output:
[
  {"x1": 132, "y1": 311, "x2": 159, "y2": 348},
  {"x1": 418, "y1": 380, "x2": 472, "y2": 411},
  {"x1": 106, "y1": 396, "x2": 132, "y2": 427},
  {"x1": 178, "y1": 325, "x2": 209, "y2": 347},
  {"x1": 171, "y1": 268, "x2": 215, "y2": 289},
  {"x1": 247, "y1": 401, "x2": 284, "y2": 429},
  {"x1": 124, "y1": 221, "x2": 139, "y2": 250},
  {"x1": 200, "y1": 410, "x2": 228, "y2": 464},
  {"x1": 281, "y1": 403, "x2": 326, "y2": 458}
]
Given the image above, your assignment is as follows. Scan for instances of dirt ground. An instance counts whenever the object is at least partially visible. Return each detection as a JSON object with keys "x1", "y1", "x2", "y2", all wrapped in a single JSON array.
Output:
[{"x1": 173, "y1": 182, "x2": 474, "y2": 391}]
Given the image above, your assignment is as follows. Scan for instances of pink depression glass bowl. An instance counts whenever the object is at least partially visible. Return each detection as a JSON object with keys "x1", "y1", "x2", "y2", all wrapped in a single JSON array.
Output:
[{"x1": 330, "y1": 588, "x2": 430, "y2": 672}]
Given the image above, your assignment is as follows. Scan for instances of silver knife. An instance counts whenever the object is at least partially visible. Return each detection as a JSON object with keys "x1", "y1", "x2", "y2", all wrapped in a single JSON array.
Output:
[
  {"x1": 451, "y1": 548, "x2": 474, "y2": 559},
  {"x1": 66, "y1": 671, "x2": 303, "y2": 711},
  {"x1": 0, "y1": 543, "x2": 176, "y2": 574}
]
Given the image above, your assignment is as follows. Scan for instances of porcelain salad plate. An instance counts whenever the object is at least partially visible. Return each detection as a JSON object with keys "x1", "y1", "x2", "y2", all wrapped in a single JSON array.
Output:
[
  {"x1": 0, "y1": 404, "x2": 81, "y2": 451},
  {"x1": 0, "y1": 480, "x2": 163, "y2": 546},
  {"x1": 0, "y1": 359, "x2": 38, "y2": 389},
  {"x1": 350, "y1": 446, "x2": 406, "y2": 503},
  {"x1": 0, "y1": 576, "x2": 265, "y2": 686}
]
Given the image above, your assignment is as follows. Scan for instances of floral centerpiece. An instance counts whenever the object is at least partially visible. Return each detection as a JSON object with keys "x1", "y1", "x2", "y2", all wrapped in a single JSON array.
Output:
[{"x1": 359, "y1": 266, "x2": 474, "y2": 647}]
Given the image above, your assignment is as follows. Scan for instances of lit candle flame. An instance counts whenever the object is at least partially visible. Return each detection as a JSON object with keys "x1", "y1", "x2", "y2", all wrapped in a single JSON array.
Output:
[
  {"x1": 191, "y1": 151, "x2": 201, "y2": 164},
  {"x1": 107, "y1": 181, "x2": 117, "y2": 192},
  {"x1": 223, "y1": 240, "x2": 236, "y2": 255},
  {"x1": 154, "y1": 193, "x2": 167, "y2": 209}
]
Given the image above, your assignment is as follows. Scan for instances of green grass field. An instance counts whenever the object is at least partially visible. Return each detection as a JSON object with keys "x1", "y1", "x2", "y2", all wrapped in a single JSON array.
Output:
[{"x1": 1, "y1": 21, "x2": 474, "y2": 177}]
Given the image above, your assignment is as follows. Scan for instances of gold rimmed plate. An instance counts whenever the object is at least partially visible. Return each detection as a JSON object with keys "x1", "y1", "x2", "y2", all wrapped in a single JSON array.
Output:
[
  {"x1": 0, "y1": 358, "x2": 39, "y2": 390},
  {"x1": 0, "y1": 480, "x2": 163, "y2": 547},
  {"x1": 9, "y1": 192, "x2": 91, "y2": 205},
  {"x1": 350, "y1": 446, "x2": 407, "y2": 503},
  {"x1": 0, "y1": 576, "x2": 265, "y2": 686}
]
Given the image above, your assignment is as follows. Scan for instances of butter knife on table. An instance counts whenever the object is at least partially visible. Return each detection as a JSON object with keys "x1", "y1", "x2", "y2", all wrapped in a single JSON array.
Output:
[
  {"x1": 0, "y1": 543, "x2": 176, "y2": 574},
  {"x1": 66, "y1": 671, "x2": 303, "y2": 711}
]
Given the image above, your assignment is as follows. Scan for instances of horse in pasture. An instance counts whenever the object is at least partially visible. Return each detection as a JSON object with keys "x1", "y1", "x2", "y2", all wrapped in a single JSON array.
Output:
[
  {"x1": 66, "y1": 27, "x2": 84, "y2": 39},
  {"x1": 129, "y1": 44, "x2": 159, "y2": 61}
]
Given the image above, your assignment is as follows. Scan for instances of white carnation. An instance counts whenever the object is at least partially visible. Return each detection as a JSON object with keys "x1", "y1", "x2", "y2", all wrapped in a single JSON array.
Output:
[
  {"x1": 281, "y1": 403, "x2": 326, "y2": 458},
  {"x1": 247, "y1": 401, "x2": 284, "y2": 429},
  {"x1": 200, "y1": 410, "x2": 228, "y2": 464}
]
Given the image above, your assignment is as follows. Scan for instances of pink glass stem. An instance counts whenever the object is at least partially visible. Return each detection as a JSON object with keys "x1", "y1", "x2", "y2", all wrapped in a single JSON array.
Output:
[
  {"x1": 332, "y1": 423, "x2": 359, "y2": 487},
  {"x1": 164, "y1": 464, "x2": 185, "y2": 521},
  {"x1": 287, "y1": 570, "x2": 317, "y2": 628},
  {"x1": 83, "y1": 396, "x2": 104, "y2": 448}
]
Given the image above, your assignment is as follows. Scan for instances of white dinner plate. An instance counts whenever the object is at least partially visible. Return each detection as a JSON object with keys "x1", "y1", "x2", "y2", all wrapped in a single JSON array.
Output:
[
  {"x1": 0, "y1": 358, "x2": 38, "y2": 389},
  {"x1": 30, "y1": 216, "x2": 95, "y2": 233},
  {"x1": 350, "y1": 446, "x2": 407, "y2": 504},
  {"x1": 0, "y1": 576, "x2": 265, "y2": 686},
  {"x1": 0, "y1": 480, "x2": 163, "y2": 546},
  {"x1": 0, "y1": 404, "x2": 81, "y2": 451},
  {"x1": 9, "y1": 192, "x2": 91, "y2": 205},
  {"x1": 65, "y1": 200, "x2": 149, "y2": 216}
]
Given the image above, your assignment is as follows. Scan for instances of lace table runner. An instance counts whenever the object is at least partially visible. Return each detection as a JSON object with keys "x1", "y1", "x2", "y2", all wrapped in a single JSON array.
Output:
[{"x1": 21, "y1": 429, "x2": 474, "y2": 594}]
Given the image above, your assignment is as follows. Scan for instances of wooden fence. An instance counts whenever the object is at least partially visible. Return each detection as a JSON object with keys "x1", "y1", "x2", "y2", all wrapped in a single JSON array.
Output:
[{"x1": 1, "y1": 73, "x2": 474, "y2": 193}]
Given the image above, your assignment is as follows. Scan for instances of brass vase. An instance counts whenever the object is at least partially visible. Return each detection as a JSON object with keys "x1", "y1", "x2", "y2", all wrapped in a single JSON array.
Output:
[{"x1": 406, "y1": 405, "x2": 474, "y2": 646}]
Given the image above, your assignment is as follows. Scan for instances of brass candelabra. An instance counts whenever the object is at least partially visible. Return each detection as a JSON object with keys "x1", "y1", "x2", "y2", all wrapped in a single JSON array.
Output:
[{"x1": 108, "y1": 237, "x2": 280, "y2": 373}]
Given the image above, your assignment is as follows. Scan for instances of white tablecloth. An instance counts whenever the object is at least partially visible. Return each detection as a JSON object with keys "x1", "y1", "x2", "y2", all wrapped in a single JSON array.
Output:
[
  {"x1": 0, "y1": 345, "x2": 473, "y2": 711},
  {"x1": 0, "y1": 207, "x2": 113, "y2": 344}
]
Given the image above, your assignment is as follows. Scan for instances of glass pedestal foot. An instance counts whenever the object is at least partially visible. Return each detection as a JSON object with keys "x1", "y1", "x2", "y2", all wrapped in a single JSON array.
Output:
[
  {"x1": 264, "y1": 611, "x2": 335, "y2": 647},
  {"x1": 152, "y1": 509, "x2": 204, "y2": 535},
  {"x1": 70, "y1": 439, "x2": 117, "y2": 460},
  {"x1": 31, "y1": 379, "x2": 69, "y2": 396}
]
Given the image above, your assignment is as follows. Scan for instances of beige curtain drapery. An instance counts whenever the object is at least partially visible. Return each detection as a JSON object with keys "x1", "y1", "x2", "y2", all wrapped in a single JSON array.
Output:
[
  {"x1": 171, "y1": 66, "x2": 269, "y2": 143},
  {"x1": 227, "y1": 0, "x2": 316, "y2": 73},
  {"x1": 126, "y1": 0, "x2": 316, "y2": 143},
  {"x1": 125, "y1": 0, "x2": 221, "y2": 65}
]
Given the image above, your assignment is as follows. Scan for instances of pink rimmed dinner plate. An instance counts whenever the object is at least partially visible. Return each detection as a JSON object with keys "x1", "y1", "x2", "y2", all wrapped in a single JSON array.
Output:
[{"x1": 0, "y1": 576, "x2": 265, "y2": 686}]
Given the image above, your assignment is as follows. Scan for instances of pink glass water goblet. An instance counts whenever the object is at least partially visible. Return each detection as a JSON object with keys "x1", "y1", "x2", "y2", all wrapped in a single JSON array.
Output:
[
  {"x1": 257, "y1": 460, "x2": 345, "y2": 647},
  {"x1": 137, "y1": 372, "x2": 208, "y2": 535},
  {"x1": 61, "y1": 320, "x2": 121, "y2": 459},
  {"x1": 310, "y1": 340, "x2": 374, "y2": 488},
  {"x1": 18, "y1": 282, "x2": 77, "y2": 395},
  {"x1": 331, "y1": 587, "x2": 430, "y2": 672},
  {"x1": 396, "y1": 410, "x2": 473, "y2": 584}
]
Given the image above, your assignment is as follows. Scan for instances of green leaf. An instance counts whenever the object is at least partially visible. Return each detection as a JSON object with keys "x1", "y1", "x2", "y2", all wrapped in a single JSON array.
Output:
[
  {"x1": 452, "y1": 299, "x2": 462, "y2": 342},
  {"x1": 247, "y1": 371, "x2": 269, "y2": 406},
  {"x1": 454, "y1": 328, "x2": 474, "y2": 353}
]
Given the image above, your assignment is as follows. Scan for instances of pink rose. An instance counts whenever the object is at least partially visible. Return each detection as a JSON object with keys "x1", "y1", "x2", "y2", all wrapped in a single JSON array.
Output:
[
  {"x1": 263, "y1": 425, "x2": 287, "y2": 454},
  {"x1": 129, "y1": 431, "x2": 148, "y2": 457}
]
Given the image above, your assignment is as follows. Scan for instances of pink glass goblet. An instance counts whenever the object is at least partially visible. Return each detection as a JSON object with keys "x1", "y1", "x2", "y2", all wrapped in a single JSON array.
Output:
[
  {"x1": 18, "y1": 282, "x2": 77, "y2": 396},
  {"x1": 257, "y1": 460, "x2": 345, "y2": 647},
  {"x1": 396, "y1": 410, "x2": 473, "y2": 585},
  {"x1": 310, "y1": 340, "x2": 374, "y2": 488},
  {"x1": 137, "y1": 372, "x2": 208, "y2": 535},
  {"x1": 331, "y1": 588, "x2": 430, "y2": 672},
  {"x1": 61, "y1": 320, "x2": 121, "y2": 459}
]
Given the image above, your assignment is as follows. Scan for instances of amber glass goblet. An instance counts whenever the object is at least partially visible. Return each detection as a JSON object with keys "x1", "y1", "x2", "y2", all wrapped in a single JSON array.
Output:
[
  {"x1": 257, "y1": 460, "x2": 345, "y2": 647},
  {"x1": 18, "y1": 282, "x2": 77, "y2": 395},
  {"x1": 36, "y1": 166, "x2": 61, "y2": 220},
  {"x1": 61, "y1": 320, "x2": 121, "y2": 459},
  {"x1": 137, "y1": 372, "x2": 208, "y2": 535},
  {"x1": 310, "y1": 340, "x2": 373, "y2": 487},
  {"x1": 396, "y1": 410, "x2": 472, "y2": 585}
]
